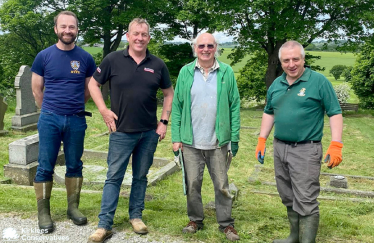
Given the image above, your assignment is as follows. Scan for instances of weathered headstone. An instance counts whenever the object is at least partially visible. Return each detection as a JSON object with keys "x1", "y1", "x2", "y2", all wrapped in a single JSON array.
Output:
[
  {"x1": 0, "y1": 95, "x2": 8, "y2": 136},
  {"x1": 11, "y1": 65, "x2": 40, "y2": 132}
]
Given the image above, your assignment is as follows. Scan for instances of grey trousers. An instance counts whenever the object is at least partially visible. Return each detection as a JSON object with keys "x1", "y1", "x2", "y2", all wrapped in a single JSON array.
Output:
[
  {"x1": 273, "y1": 138, "x2": 323, "y2": 216},
  {"x1": 182, "y1": 145, "x2": 234, "y2": 228}
]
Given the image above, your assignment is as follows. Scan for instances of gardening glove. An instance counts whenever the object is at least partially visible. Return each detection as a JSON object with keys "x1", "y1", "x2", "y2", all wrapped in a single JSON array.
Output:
[
  {"x1": 173, "y1": 150, "x2": 181, "y2": 168},
  {"x1": 231, "y1": 142, "x2": 239, "y2": 157},
  {"x1": 255, "y1": 137, "x2": 267, "y2": 164},
  {"x1": 324, "y1": 141, "x2": 343, "y2": 169}
]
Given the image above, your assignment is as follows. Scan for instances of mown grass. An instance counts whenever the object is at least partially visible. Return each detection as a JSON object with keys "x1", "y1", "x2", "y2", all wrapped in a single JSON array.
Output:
[{"x1": 1, "y1": 99, "x2": 374, "y2": 242}]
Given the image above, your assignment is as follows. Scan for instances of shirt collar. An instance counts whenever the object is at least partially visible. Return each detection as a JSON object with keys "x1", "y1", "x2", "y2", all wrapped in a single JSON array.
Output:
[
  {"x1": 280, "y1": 66, "x2": 311, "y2": 85},
  {"x1": 123, "y1": 46, "x2": 150, "y2": 59},
  {"x1": 195, "y1": 58, "x2": 220, "y2": 72}
]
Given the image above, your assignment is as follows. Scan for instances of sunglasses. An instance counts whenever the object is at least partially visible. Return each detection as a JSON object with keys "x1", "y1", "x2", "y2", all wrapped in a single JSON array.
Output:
[{"x1": 197, "y1": 44, "x2": 215, "y2": 50}]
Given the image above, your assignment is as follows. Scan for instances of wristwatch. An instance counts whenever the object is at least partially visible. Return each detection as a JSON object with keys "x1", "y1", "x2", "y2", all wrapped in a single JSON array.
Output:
[{"x1": 160, "y1": 119, "x2": 168, "y2": 125}]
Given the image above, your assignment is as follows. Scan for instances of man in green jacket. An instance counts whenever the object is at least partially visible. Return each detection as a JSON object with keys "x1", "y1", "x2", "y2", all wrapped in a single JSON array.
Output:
[{"x1": 171, "y1": 33, "x2": 240, "y2": 241}]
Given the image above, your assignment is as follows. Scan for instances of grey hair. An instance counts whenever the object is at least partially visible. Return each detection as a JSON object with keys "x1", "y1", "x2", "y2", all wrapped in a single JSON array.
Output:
[
  {"x1": 191, "y1": 34, "x2": 220, "y2": 58},
  {"x1": 278, "y1": 40, "x2": 305, "y2": 60},
  {"x1": 128, "y1": 18, "x2": 150, "y2": 34}
]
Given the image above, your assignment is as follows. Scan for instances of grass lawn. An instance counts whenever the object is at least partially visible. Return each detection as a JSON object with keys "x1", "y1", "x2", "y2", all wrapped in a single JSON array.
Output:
[{"x1": 1, "y1": 99, "x2": 374, "y2": 242}]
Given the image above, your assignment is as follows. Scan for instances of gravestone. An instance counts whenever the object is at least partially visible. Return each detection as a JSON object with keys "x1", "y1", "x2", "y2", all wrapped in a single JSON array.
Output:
[
  {"x1": 4, "y1": 134, "x2": 65, "y2": 185},
  {"x1": 0, "y1": 95, "x2": 8, "y2": 136},
  {"x1": 11, "y1": 65, "x2": 40, "y2": 132}
]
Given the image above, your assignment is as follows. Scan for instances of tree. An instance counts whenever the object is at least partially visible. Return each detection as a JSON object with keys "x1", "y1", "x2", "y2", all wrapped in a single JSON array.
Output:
[
  {"x1": 163, "y1": 0, "x2": 221, "y2": 40},
  {"x1": 342, "y1": 66, "x2": 353, "y2": 82},
  {"x1": 216, "y1": 0, "x2": 374, "y2": 89},
  {"x1": 0, "y1": 0, "x2": 57, "y2": 91},
  {"x1": 329, "y1": 65, "x2": 347, "y2": 80},
  {"x1": 351, "y1": 43, "x2": 374, "y2": 108}
]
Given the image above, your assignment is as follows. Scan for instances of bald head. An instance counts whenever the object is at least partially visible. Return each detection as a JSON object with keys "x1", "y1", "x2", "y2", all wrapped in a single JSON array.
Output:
[{"x1": 192, "y1": 33, "x2": 219, "y2": 58}]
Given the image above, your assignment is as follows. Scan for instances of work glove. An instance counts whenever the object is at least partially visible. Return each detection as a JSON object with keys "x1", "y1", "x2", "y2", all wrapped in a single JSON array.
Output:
[
  {"x1": 173, "y1": 150, "x2": 181, "y2": 167},
  {"x1": 255, "y1": 137, "x2": 267, "y2": 164},
  {"x1": 324, "y1": 141, "x2": 343, "y2": 168},
  {"x1": 231, "y1": 142, "x2": 239, "y2": 157}
]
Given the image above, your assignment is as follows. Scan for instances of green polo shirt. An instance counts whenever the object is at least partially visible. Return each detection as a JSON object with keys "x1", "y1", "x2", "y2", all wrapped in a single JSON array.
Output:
[{"x1": 264, "y1": 67, "x2": 341, "y2": 142}]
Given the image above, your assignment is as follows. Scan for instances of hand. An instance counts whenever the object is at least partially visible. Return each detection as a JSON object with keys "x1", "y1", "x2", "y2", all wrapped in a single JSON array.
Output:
[
  {"x1": 156, "y1": 122, "x2": 167, "y2": 141},
  {"x1": 231, "y1": 142, "x2": 239, "y2": 157},
  {"x1": 173, "y1": 142, "x2": 182, "y2": 153},
  {"x1": 100, "y1": 108, "x2": 118, "y2": 133},
  {"x1": 255, "y1": 137, "x2": 267, "y2": 164},
  {"x1": 324, "y1": 141, "x2": 343, "y2": 168}
]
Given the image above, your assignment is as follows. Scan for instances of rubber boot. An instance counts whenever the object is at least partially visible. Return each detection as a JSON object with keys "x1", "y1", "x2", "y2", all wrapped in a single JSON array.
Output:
[
  {"x1": 65, "y1": 176, "x2": 87, "y2": 225},
  {"x1": 299, "y1": 213, "x2": 319, "y2": 243},
  {"x1": 34, "y1": 181, "x2": 54, "y2": 233},
  {"x1": 273, "y1": 207, "x2": 300, "y2": 243}
]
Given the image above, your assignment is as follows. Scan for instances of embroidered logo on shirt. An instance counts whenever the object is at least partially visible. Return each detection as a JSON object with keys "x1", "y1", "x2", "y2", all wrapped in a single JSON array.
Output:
[
  {"x1": 97, "y1": 67, "x2": 101, "y2": 73},
  {"x1": 297, "y1": 88, "x2": 306, "y2": 96},
  {"x1": 70, "y1": 61, "x2": 80, "y2": 74},
  {"x1": 144, "y1": 67, "x2": 154, "y2": 73}
]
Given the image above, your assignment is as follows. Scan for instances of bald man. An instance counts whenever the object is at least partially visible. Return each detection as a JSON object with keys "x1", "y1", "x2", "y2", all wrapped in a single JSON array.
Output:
[{"x1": 171, "y1": 33, "x2": 241, "y2": 241}]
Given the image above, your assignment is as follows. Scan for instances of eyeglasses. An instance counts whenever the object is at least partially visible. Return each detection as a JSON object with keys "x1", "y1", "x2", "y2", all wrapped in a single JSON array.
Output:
[{"x1": 197, "y1": 44, "x2": 215, "y2": 50}]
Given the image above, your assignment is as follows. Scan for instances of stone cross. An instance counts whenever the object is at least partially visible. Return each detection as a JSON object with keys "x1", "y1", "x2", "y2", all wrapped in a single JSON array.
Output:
[
  {"x1": 11, "y1": 65, "x2": 40, "y2": 131},
  {"x1": 0, "y1": 95, "x2": 8, "y2": 135}
]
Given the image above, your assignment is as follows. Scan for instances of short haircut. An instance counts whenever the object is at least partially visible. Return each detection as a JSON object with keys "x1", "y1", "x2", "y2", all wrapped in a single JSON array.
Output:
[
  {"x1": 128, "y1": 18, "x2": 150, "y2": 34},
  {"x1": 54, "y1": 11, "x2": 79, "y2": 27},
  {"x1": 191, "y1": 33, "x2": 220, "y2": 58},
  {"x1": 279, "y1": 40, "x2": 305, "y2": 60}
]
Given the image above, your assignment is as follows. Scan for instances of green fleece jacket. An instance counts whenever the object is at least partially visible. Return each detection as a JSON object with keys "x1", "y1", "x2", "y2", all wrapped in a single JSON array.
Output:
[{"x1": 171, "y1": 59, "x2": 240, "y2": 147}]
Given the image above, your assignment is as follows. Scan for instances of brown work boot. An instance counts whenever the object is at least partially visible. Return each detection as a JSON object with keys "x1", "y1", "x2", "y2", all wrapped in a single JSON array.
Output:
[
  {"x1": 182, "y1": 221, "x2": 202, "y2": 233},
  {"x1": 220, "y1": 225, "x2": 240, "y2": 241},
  {"x1": 129, "y1": 218, "x2": 148, "y2": 234},
  {"x1": 87, "y1": 228, "x2": 113, "y2": 243}
]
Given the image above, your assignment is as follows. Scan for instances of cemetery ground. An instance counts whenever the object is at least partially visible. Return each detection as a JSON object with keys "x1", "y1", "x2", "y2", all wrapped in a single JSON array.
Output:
[{"x1": 0, "y1": 99, "x2": 374, "y2": 243}]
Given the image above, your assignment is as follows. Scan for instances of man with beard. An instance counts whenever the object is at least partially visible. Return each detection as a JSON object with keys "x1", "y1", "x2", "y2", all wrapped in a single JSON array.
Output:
[{"x1": 31, "y1": 11, "x2": 96, "y2": 233}]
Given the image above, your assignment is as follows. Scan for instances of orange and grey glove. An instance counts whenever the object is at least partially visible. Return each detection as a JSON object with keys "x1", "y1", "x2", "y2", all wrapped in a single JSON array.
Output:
[
  {"x1": 324, "y1": 141, "x2": 343, "y2": 168},
  {"x1": 255, "y1": 137, "x2": 267, "y2": 164}
]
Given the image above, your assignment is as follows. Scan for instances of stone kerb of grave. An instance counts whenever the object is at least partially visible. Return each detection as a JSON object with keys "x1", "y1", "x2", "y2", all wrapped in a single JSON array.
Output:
[
  {"x1": 4, "y1": 134, "x2": 179, "y2": 187},
  {"x1": 0, "y1": 95, "x2": 8, "y2": 136},
  {"x1": 54, "y1": 150, "x2": 180, "y2": 187},
  {"x1": 11, "y1": 65, "x2": 40, "y2": 132}
]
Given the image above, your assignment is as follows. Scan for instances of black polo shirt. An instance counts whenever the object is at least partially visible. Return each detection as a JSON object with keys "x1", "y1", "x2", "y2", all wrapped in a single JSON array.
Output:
[{"x1": 93, "y1": 47, "x2": 171, "y2": 132}]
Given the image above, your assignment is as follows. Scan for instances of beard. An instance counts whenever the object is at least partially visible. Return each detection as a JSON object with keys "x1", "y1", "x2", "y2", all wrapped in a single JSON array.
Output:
[{"x1": 57, "y1": 32, "x2": 76, "y2": 45}]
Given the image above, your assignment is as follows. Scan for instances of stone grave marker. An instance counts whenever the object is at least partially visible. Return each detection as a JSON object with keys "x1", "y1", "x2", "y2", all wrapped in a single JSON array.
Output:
[
  {"x1": 11, "y1": 65, "x2": 40, "y2": 131},
  {"x1": 0, "y1": 95, "x2": 8, "y2": 136}
]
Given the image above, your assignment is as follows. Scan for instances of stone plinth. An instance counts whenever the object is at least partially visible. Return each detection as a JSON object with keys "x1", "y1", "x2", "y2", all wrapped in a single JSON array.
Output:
[{"x1": 4, "y1": 162, "x2": 38, "y2": 186}]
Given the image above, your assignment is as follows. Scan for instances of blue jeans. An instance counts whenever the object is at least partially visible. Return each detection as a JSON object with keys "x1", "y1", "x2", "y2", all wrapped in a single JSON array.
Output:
[
  {"x1": 98, "y1": 130, "x2": 159, "y2": 230},
  {"x1": 34, "y1": 110, "x2": 87, "y2": 182}
]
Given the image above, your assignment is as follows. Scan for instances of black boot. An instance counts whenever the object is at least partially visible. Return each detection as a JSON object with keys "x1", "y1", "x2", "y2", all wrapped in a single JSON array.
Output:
[
  {"x1": 34, "y1": 181, "x2": 54, "y2": 233},
  {"x1": 273, "y1": 207, "x2": 300, "y2": 243},
  {"x1": 65, "y1": 177, "x2": 87, "y2": 225},
  {"x1": 299, "y1": 213, "x2": 319, "y2": 243}
]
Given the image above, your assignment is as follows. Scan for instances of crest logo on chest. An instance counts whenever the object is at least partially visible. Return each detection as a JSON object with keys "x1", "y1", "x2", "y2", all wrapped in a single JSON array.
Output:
[
  {"x1": 297, "y1": 88, "x2": 306, "y2": 97},
  {"x1": 71, "y1": 61, "x2": 81, "y2": 74}
]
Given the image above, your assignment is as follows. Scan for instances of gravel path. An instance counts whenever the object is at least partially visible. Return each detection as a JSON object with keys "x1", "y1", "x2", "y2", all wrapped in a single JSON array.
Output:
[{"x1": 0, "y1": 214, "x2": 187, "y2": 243}]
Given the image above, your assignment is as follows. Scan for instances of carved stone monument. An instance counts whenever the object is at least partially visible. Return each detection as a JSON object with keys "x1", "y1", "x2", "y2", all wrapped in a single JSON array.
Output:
[
  {"x1": 11, "y1": 65, "x2": 40, "y2": 132},
  {"x1": 0, "y1": 95, "x2": 8, "y2": 136}
]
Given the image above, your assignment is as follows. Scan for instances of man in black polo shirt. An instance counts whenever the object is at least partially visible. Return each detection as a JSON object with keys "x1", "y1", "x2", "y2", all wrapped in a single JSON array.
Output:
[{"x1": 87, "y1": 18, "x2": 173, "y2": 243}]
